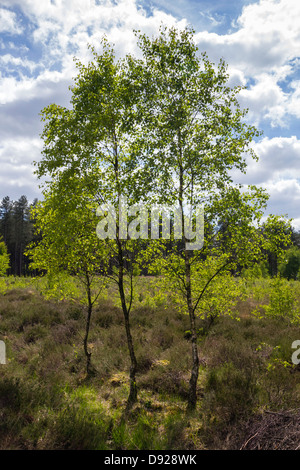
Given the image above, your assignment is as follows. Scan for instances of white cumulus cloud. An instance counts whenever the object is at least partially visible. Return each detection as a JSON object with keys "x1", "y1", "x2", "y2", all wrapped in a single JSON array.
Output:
[{"x1": 0, "y1": 7, "x2": 23, "y2": 34}]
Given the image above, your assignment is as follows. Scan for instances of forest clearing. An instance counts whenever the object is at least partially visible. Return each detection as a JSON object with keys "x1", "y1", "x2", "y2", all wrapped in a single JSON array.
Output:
[{"x1": 1, "y1": 22, "x2": 300, "y2": 454}]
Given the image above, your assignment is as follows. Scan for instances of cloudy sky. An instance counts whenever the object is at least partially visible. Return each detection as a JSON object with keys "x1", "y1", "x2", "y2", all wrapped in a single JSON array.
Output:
[{"x1": 0, "y1": 0, "x2": 300, "y2": 229}]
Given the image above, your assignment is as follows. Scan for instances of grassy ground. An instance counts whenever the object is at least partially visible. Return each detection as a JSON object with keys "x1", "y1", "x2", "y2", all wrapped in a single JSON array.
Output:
[{"x1": 1, "y1": 275, "x2": 300, "y2": 450}]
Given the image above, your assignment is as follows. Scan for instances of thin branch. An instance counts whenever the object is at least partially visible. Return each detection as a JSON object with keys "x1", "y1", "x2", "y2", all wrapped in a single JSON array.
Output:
[
  {"x1": 192, "y1": 259, "x2": 232, "y2": 314},
  {"x1": 240, "y1": 432, "x2": 259, "y2": 450},
  {"x1": 127, "y1": 266, "x2": 134, "y2": 316}
]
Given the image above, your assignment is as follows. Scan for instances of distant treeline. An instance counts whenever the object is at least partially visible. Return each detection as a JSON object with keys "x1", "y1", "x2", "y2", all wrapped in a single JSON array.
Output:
[
  {"x1": 0, "y1": 194, "x2": 300, "y2": 277},
  {"x1": 0, "y1": 196, "x2": 40, "y2": 276}
]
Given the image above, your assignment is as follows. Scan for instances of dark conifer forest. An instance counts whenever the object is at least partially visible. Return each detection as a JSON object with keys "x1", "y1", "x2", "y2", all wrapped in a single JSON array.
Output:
[{"x1": 0, "y1": 196, "x2": 39, "y2": 276}]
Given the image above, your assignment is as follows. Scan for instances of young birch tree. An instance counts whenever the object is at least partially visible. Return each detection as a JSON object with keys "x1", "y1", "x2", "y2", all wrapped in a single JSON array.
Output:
[
  {"x1": 130, "y1": 26, "x2": 290, "y2": 411},
  {"x1": 33, "y1": 39, "x2": 150, "y2": 407},
  {"x1": 27, "y1": 174, "x2": 109, "y2": 375}
]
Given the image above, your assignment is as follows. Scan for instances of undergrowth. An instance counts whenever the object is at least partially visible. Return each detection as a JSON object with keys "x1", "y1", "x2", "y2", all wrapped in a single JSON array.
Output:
[{"x1": 1, "y1": 275, "x2": 300, "y2": 450}]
